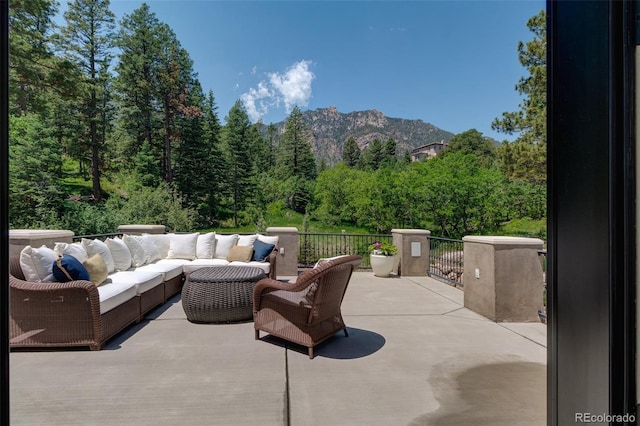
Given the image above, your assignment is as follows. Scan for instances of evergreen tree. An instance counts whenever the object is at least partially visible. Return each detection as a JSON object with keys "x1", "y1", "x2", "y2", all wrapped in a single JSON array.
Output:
[
  {"x1": 155, "y1": 23, "x2": 199, "y2": 183},
  {"x1": 173, "y1": 80, "x2": 208, "y2": 217},
  {"x1": 276, "y1": 106, "x2": 317, "y2": 181},
  {"x1": 9, "y1": 115, "x2": 65, "y2": 227},
  {"x1": 275, "y1": 106, "x2": 317, "y2": 212},
  {"x1": 342, "y1": 136, "x2": 360, "y2": 167},
  {"x1": 200, "y1": 90, "x2": 225, "y2": 223},
  {"x1": 132, "y1": 141, "x2": 161, "y2": 187},
  {"x1": 264, "y1": 123, "x2": 279, "y2": 170},
  {"x1": 402, "y1": 149, "x2": 412, "y2": 165},
  {"x1": 492, "y1": 9, "x2": 546, "y2": 182},
  {"x1": 384, "y1": 137, "x2": 397, "y2": 167},
  {"x1": 115, "y1": 4, "x2": 163, "y2": 179},
  {"x1": 60, "y1": 0, "x2": 116, "y2": 200},
  {"x1": 8, "y1": 0, "x2": 62, "y2": 115},
  {"x1": 360, "y1": 138, "x2": 385, "y2": 170},
  {"x1": 223, "y1": 100, "x2": 253, "y2": 227}
]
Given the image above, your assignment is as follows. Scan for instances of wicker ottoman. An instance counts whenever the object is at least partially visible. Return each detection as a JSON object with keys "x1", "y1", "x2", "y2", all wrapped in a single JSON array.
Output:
[{"x1": 182, "y1": 266, "x2": 267, "y2": 323}]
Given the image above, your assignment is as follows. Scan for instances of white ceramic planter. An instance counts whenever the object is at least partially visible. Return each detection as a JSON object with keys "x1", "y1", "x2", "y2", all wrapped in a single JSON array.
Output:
[{"x1": 370, "y1": 254, "x2": 396, "y2": 277}]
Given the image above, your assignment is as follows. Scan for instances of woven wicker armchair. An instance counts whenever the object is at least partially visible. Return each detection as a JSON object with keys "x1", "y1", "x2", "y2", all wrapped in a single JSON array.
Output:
[{"x1": 253, "y1": 255, "x2": 362, "y2": 358}]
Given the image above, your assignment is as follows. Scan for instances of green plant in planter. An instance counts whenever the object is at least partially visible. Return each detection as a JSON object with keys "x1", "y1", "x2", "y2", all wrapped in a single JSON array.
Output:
[{"x1": 368, "y1": 241, "x2": 398, "y2": 256}]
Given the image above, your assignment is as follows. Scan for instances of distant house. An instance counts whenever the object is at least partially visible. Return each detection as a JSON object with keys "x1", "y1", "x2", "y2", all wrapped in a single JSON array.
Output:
[{"x1": 410, "y1": 140, "x2": 448, "y2": 161}]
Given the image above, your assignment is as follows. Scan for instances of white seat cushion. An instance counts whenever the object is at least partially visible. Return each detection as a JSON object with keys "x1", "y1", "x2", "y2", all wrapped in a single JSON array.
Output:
[
  {"x1": 156, "y1": 258, "x2": 191, "y2": 266},
  {"x1": 97, "y1": 280, "x2": 138, "y2": 314},
  {"x1": 228, "y1": 260, "x2": 270, "y2": 275},
  {"x1": 136, "y1": 262, "x2": 183, "y2": 281},
  {"x1": 108, "y1": 270, "x2": 163, "y2": 295},
  {"x1": 183, "y1": 259, "x2": 229, "y2": 274}
]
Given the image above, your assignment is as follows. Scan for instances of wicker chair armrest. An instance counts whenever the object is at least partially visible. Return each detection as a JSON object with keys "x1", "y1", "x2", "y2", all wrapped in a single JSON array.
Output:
[
  {"x1": 253, "y1": 277, "x2": 310, "y2": 311},
  {"x1": 266, "y1": 248, "x2": 277, "y2": 280},
  {"x1": 9, "y1": 274, "x2": 101, "y2": 305}
]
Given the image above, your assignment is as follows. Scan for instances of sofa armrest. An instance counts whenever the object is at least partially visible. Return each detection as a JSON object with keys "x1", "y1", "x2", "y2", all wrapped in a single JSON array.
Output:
[{"x1": 9, "y1": 271, "x2": 104, "y2": 348}]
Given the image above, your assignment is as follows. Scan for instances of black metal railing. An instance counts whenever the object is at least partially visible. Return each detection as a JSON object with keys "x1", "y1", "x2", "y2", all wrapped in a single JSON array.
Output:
[
  {"x1": 428, "y1": 236, "x2": 464, "y2": 287},
  {"x1": 298, "y1": 232, "x2": 392, "y2": 269},
  {"x1": 72, "y1": 232, "x2": 122, "y2": 242}
]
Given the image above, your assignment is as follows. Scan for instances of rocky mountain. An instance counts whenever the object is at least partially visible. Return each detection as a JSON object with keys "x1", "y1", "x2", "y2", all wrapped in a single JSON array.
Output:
[{"x1": 269, "y1": 106, "x2": 455, "y2": 164}]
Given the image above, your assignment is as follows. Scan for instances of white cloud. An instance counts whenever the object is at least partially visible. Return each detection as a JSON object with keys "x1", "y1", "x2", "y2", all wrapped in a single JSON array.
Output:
[
  {"x1": 240, "y1": 60, "x2": 315, "y2": 122},
  {"x1": 241, "y1": 81, "x2": 276, "y2": 122},
  {"x1": 268, "y1": 60, "x2": 315, "y2": 112}
]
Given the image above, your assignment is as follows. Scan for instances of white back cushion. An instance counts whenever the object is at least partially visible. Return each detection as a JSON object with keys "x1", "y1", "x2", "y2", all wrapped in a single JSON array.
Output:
[
  {"x1": 257, "y1": 234, "x2": 279, "y2": 246},
  {"x1": 106, "y1": 237, "x2": 132, "y2": 271},
  {"x1": 82, "y1": 238, "x2": 115, "y2": 273},
  {"x1": 167, "y1": 233, "x2": 199, "y2": 260},
  {"x1": 237, "y1": 234, "x2": 258, "y2": 247},
  {"x1": 53, "y1": 242, "x2": 89, "y2": 263},
  {"x1": 138, "y1": 234, "x2": 161, "y2": 263},
  {"x1": 123, "y1": 234, "x2": 147, "y2": 267},
  {"x1": 145, "y1": 233, "x2": 172, "y2": 259},
  {"x1": 196, "y1": 232, "x2": 216, "y2": 259},
  {"x1": 20, "y1": 245, "x2": 58, "y2": 282},
  {"x1": 214, "y1": 234, "x2": 238, "y2": 259}
]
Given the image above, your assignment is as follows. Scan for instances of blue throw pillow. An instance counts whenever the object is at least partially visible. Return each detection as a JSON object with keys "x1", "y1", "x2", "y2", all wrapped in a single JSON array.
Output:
[
  {"x1": 252, "y1": 240, "x2": 275, "y2": 262},
  {"x1": 53, "y1": 254, "x2": 91, "y2": 282}
]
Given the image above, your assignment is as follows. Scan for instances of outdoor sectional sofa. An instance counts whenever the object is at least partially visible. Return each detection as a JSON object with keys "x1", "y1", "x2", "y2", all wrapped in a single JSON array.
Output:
[{"x1": 9, "y1": 232, "x2": 278, "y2": 350}]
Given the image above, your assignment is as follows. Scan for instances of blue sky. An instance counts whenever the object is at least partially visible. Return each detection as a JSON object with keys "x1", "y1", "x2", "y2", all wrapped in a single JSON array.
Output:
[{"x1": 62, "y1": 0, "x2": 545, "y2": 141}]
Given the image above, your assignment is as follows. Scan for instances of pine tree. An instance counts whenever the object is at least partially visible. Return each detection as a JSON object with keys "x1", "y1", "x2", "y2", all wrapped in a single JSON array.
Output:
[
  {"x1": 200, "y1": 90, "x2": 225, "y2": 223},
  {"x1": 264, "y1": 123, "x2": 279, "y2": 170},
  {"x1": 155, "y1": 23, "x2": 199, "y2": 183},
  {"x1": 277, "y1": 106, "x2": 316, "y2": 180},
  {"x1": 223, "y1": 100, "x2": 253, "y2": 227},
  {"x1": 342, "y1": 136, "x2": 360, "y2": 167},
  {"x1": 60, "y1": 0, "x2": 116, "y2": 200},
  {"x1": 9, "y1": 0, "x2": 60, "y2": 115},
  {"x1": 492, "y1": 9, "x2": 546, "y2": 182},
  {"x1": 360, "y1": 138, "x2": 385, "y2": 170},
  {"x1": 384, "y1": 137, "x2": 397, "y2": 167},
  {"x1": 115, "y1": 4, "x2": 163, "y2": 179},
  {"x1": 275, "y1": 106, "x2": 317, "y2": 212}
]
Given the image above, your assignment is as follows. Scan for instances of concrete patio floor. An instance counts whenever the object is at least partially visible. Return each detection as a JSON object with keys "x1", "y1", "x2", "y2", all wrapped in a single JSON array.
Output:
[{"x1": 10, "y1": 273, "x2": 546, "y2": 426}]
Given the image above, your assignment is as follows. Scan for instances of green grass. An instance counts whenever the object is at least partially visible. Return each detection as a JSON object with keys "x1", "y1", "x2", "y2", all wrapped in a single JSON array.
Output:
[
  {"x1": 497, "y1": 217, "x2": 547, "y2": 239},
  {"x1": 59, "y1": 158, "x2": 122, "y2": 197},
  {"x1": 203, "y1": 211, "x2": 375, "y2": 235}
]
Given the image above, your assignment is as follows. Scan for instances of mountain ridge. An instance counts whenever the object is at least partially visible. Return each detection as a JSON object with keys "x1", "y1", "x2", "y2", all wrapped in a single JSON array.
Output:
[{"x1": 268, "y1": 106, "x2": 456, "y2": 164}]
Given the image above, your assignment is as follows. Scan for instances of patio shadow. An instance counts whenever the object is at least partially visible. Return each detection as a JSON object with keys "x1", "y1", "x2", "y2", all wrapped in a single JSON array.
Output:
[
  {"x1": 410, "y1": 360, "x2": 546, "y2": 425},
  {"x1": 260, "y1": 327, "x2": 386, "y2": 359}
]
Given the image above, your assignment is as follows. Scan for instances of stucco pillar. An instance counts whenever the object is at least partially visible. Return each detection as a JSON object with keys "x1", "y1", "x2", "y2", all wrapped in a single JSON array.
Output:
[
  {"x1": 118, "y1": 224, "x2": 166, "y2": 235},
  {"x1": 463, "y1": 236, "x2": 544, "y2": 322},
  {"x1": 266, "y1": 227, "x2": 298, "y2": 277},
  {"x1": 391, "y1": 229, "x2": 431, "y2": 276},
  {"x1": 9, "y1": 229, "x2": 74, "y2": 257}
]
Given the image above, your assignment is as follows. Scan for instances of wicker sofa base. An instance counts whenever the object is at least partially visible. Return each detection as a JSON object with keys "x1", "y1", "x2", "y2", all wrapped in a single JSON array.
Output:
[
  {"x1": 163, "y1": 273, "x2": 185, "y2": 301},
  {"x1": 8, "y1": 256, "x2": 184, "y2": 351},
  {"x1": 139, "y1": 284, "x2": 166, "y2": 320}
]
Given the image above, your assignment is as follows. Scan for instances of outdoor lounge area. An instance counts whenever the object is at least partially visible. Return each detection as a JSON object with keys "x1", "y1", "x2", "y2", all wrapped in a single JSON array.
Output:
[{"x1": 10, "y1": 271, "x2": 546, "y2": 425}]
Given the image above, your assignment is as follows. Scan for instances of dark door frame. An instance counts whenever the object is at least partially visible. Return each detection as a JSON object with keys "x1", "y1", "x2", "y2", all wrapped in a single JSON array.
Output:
[{"x1": 547, "y1": 0, "x2": 636, "y2": 423}]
